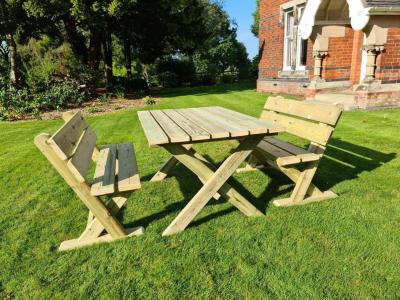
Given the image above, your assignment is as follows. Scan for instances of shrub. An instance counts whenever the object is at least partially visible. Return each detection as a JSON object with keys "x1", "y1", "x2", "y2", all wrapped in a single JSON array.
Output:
[
  {"x1": 20, "y1": 39, "x2": 100, "y2": 92},
  {"x1": 34, "y1": 80, "x2": 85, "y2": 110},
  {"x1": 99, "y1": 94, "x2": 112, "y2": 104},
  {"x1": 0, "y1": 79, "x2": 85, "y2": 120},
  {"x1": 113, "y1": 88, "x2": 125, "y2": 99},
  {"x1": 157, "y1": 71, "x2": 179, "y2": 88},
  {"x1": 0, "y1": 87, "x2": 33, "y2": 120},
  {"x1": 218, "y1": 67, "x2": 239, "y2": 84},
  {"x1": 193, "y1": 54, "x2": 218, "y2": 86},
  {"x1": 143, "y1": 96, "x2": 156, "y2": 105}
]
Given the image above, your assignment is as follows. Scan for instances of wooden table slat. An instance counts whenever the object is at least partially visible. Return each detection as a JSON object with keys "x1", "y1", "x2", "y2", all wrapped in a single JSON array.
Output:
[
  {"x1": 176, "y1": 109, "x2": 229, "y2": 139},
  {"x1": 163, "y1": 109, "x2": 211, "y2": 141},
  {"x1": 203, "y1": 107, "x2": 267, "y2": 135},
  {"x1": 188, "y1": 108, "x2": 249, "y2": 138},
  {"x1": 138, "y1": 107, "x2": 284, "y2": 146},
  {"x1": 137, "y1": 111, "x2": 170, "y2": 146},
  {"x1": 150, "y1": 110, "x2": 191, "y2": 143},
  {"x1": 208, "y1": 106, "x2": 279, "y2": 134}
]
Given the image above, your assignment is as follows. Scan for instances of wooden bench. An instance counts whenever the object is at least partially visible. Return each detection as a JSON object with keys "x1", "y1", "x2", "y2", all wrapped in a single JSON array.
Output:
[
  {"x1": 241, "y1": 96, "x2": 343, "y2": 207},
  {"x1": 34, "y1": 111, "x2": 144, "y2": 251}
]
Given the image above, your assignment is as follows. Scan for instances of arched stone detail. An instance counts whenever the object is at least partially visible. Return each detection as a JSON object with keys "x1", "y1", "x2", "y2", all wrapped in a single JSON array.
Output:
[{"x1": 299, "y1": 0, "x2": 370, "y2": 39}]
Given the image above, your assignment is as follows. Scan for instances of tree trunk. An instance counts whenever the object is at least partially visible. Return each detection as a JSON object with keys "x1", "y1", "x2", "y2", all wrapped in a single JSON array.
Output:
[
  {"x1": 124, "y1": 39, "x2": 132, "y2": 82},
  {"x1": 88, "y1": 29, "x2": 102, "y2": 70},
  {"x1": 102, "y1": 30, "x2": 113, "y2": 88},
  {"x1": 63, "y1": 15, "x2": 88, "y2": 64},
  {"x1": 6, "y1": 33, "x2": 19, "y2": 86},
  {"x1": 143, "y1": 64, "x2": 150, "y2": 87}
]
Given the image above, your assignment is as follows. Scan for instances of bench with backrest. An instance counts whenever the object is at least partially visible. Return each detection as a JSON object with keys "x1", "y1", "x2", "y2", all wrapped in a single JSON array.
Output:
[
  {"x1": 34, "y1": 111, "x2": 144, "y2": 251},
  {"x1": 247, "y1": 96, "x2": 343, "y2": 207}
]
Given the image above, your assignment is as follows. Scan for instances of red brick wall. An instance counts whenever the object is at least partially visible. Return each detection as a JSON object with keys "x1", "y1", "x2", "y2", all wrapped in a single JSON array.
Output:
[
  {"x1": 321, "y1": 27, "x2": 354, "y2": 82},
  {"x1": 258, "y1": 0, "x2": 286, "y2": 79},
  {"x1": 350, "y1": 30, "x2": 364, "y2": 84},
  {"x1": 376, "y1": 27, "x2": 400, "y2": 83},
  {"x1": 307, "y1": 37, "x2": 315, "y2": 79}
]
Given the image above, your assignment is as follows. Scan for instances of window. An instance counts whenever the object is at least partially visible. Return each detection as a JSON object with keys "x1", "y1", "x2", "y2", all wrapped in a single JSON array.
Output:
[
  {"x1": 283, "y1": 5, "x2": 307, "y2": 71},
  {"x1": 283, "y1": 10, "x2": 295, "y2": 70}
]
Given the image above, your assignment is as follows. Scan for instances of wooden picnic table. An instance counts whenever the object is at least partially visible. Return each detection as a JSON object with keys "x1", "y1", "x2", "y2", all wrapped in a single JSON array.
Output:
[{"x1": 138, "y1": 106, "x2": 284, "y2": 236}]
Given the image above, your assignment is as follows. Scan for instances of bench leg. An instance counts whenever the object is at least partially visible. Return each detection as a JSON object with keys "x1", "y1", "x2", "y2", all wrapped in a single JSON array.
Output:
[
  {"x1": 59, "y1": 195, "x2": 144, "y2": 251},
  {"x1": 272, "y1": 162, "x2": 338, "y2": 207},
  {"x1": 247, "y1": 149, "x2": 337, "y2": 207},
  {"x1": 58, "y1": 227, "x2": 144, "y2": 251},
  {"x1": 236, "y1": 154, "x2": 265, "y2": 173}
]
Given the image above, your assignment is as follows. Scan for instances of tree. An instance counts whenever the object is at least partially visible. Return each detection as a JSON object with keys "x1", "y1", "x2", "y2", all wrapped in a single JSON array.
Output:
[
  {"x1": 191, "y1": 2, "x2": 251, "y2": 81},
  {"x1": 23, "y1": 0, "x2": 89, "y2": 64},
  {"x1": 251, "y1": 0, "x2": 259, "y2": 37},
  {"x1": 0, "y1": 0, "x2": 27, "y2": 85}
]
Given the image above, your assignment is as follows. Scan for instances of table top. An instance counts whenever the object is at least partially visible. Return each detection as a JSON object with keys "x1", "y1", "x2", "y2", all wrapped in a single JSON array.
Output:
[{"x1": 137, "y1": 106, "x2": 284, "y2": 147}]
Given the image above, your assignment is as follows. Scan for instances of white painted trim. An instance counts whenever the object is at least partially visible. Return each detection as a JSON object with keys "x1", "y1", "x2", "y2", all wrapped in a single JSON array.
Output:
[
  {"x1": 347, "y1": 1, "x2": 370, "y2": 30},
  {"x1": 283, "y1": 10, "x2": 294, "y2": 71},
  {"x1": 299, "y1": 0, "x2": 370, "y2": 39},
  {"x1": 299, "y1": 0, "x2": 322, "y2": 39},
  {"x1": 280, "y1": 0, "x2": 306, "y2": 12}
]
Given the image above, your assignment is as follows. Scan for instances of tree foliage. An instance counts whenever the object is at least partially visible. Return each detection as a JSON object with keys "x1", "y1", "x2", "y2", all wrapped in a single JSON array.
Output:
[
  {"x1": 251, "y1": 0, "x2": 259, "y2": 37},
  {"x1": 0, "y1": 0, "x2": 253, "y2": 119}
]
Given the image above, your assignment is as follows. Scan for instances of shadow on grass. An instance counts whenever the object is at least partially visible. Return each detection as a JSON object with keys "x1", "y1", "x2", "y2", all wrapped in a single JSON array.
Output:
[
  {"x1": 152, "y1": 81, "x2": 256, "y2": 99},
  {"x1": 129, "y1": 138, "x2": 396, "y2": 230}
]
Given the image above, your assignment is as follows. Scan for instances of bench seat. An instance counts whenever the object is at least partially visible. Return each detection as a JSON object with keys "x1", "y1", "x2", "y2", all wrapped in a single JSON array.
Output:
[
  {"x1": 91, "y1": 143, "x2": 141, "y2": 196},
  {"x1": 240, "y1": 96, "x2": 343, "y2": 206},
  {"x1": 35, "y1": 111, "x2": 144, "y2": 251},
  {"x1": 257, "y1": 137, "x2": 321, "y2": 166}
]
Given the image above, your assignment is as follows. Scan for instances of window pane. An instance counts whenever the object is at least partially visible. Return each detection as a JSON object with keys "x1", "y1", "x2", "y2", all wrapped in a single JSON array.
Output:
[{"x1": 299, "y1": 39, "x2": 307, "y2": 66}]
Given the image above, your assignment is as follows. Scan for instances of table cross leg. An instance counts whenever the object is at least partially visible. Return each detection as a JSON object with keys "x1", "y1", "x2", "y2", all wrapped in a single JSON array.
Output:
[
  {"x1": 151, "y1": 144, "x2": 222, "y2": 200},
  {"x1": 151, "y1": 144, "x2": 213, "y2": 182},
  {"x1": 162, "y1": 136, "x2": 263, "y2": 236},
  {"x1": 164, "y1": 144, "x2": 263, "y2": 217}
]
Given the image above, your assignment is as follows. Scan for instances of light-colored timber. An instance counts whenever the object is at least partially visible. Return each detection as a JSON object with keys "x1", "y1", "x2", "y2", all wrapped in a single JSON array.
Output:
[
  {"x1": 163, "y1": 109, "x2": 211, "y2": 141},
  {"x1": 242, "y1": 96, "x2": 343, "y2": 206},
  {"x1": 138, "y1": 107, "x2": 283, "y2": 236},
  {"x1": 35, "y1": 111, "x2": 144, "y2": 251},
  {"x1": 137, "y1": 110, "x2": 169, "y2": 146},
  {"x1": 176, "y1": 108, "x2": 230, "y2": 139},
  {"x1": 117, "y1": 144, "x2": 141, "y2": 192},
  {"x1": 67, "y1": 127, "x2": 97, "y2": 182},
  {"x1": 162, "y1": 136, "x2": 264, "y2": 236},
  {"x1": 265, "y1": 96, "x2": 343, "y2": 126},
  {"x1": 150, "y1": 110, "x2": 191, "y2": 143}
]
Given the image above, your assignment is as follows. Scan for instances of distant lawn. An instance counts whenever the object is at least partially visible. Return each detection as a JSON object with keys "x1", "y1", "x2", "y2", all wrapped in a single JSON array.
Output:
[{"x1": 1, "y1": 82, "x2": 400, "y2": 298}]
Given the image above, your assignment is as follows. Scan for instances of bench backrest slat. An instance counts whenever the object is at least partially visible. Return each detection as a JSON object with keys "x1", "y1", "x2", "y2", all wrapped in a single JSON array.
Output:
[
  {"x1": 67, "y1": 127, "x2": 97, "y2": 182},
  {"x1": 261, "y1": 97, "x2": 343, "y2": 147},
  {"x1": 48, "y1": 111, "x2": 88, "y2": 160},
  {"x1": 265, "y1": 97, "x2": 343, "y2": 126}
]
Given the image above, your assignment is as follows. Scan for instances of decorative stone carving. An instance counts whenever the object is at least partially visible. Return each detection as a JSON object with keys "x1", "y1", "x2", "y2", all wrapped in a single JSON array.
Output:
[
  {"x1": 312, "y1": 50, "x2": 328, "y2": 81},
  {"x1": 362, "y1": 45, "x2": 384, "y2": 82}
]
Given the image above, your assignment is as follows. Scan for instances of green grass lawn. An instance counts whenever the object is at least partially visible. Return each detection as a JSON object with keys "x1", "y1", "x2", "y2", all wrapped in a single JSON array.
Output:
[{"x1": 1, "y1": 82, "x2": 400, "y2": 299}]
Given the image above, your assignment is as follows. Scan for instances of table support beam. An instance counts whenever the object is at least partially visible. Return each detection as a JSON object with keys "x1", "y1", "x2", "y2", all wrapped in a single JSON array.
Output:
[{"x1": 162, "y1": 136, "x2": 263, "y2": 236}]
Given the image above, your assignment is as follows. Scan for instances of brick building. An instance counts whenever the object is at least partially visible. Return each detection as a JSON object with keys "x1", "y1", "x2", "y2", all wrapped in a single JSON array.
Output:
[{"x1": 257, "y1": 0, "x2": 400, "y2": 109}]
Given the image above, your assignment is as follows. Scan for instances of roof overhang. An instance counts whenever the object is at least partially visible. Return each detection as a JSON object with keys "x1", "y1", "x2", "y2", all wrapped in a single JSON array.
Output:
[{"x1": 299, "y1": 0, "x2": 400, "y2": 39}]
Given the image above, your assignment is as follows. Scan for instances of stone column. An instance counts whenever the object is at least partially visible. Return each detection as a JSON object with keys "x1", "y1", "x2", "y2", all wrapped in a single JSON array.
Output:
[
  {"x1": 313, "y1": 50, "x2": 328, "y2": 81},
  {"x1": 362, "y1": 45, "x2": 384, "y2": 83}
]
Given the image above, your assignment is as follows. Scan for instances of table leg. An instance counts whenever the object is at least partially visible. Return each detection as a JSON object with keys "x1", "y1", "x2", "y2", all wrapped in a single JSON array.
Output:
[
  {"x1": 162, "y1": 136, "x2": 263, "y2": 236},
  {"x1": 151, "y1": 144, "x2": 211, "y2": 182},
  {"x1": 150, "y1": 156, "x2": 179, "y2": 182}
]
